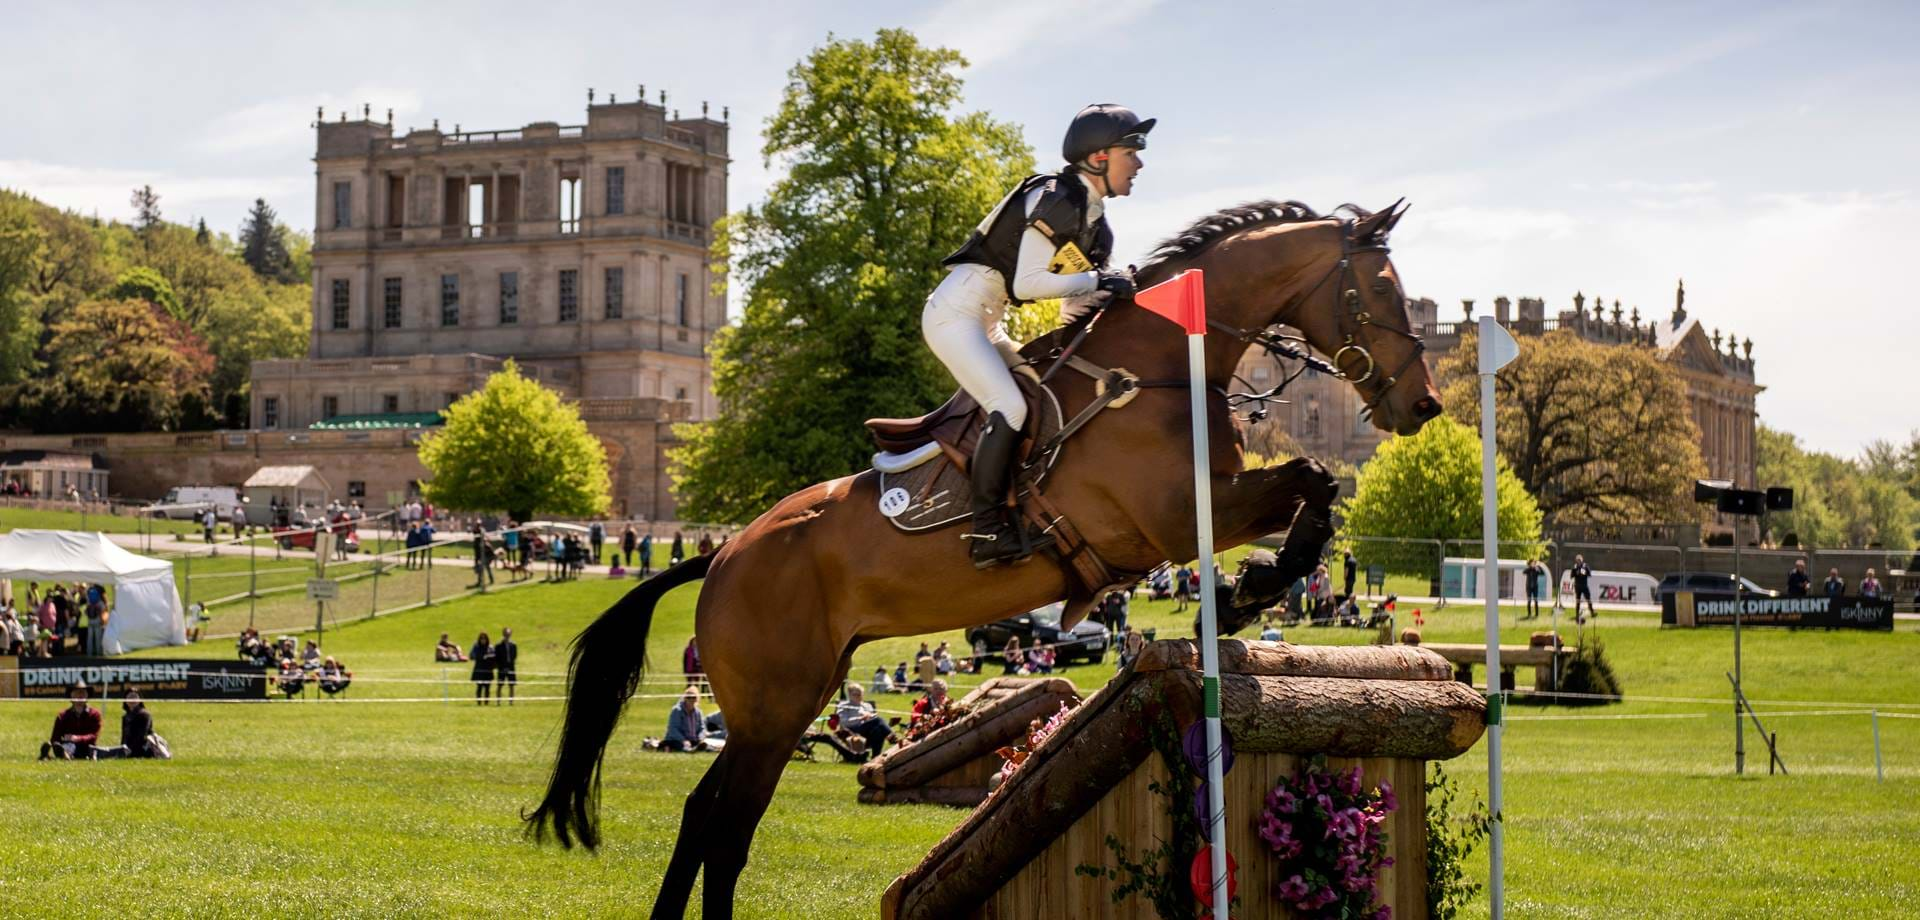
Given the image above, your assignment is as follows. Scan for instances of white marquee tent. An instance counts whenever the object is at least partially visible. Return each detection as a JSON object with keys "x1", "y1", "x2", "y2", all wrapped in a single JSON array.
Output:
[{"x1": 0, "y1": 529, "x2": 186, "y2": 653}]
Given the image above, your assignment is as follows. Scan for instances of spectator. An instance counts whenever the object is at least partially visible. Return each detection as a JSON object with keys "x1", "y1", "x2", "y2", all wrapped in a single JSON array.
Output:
[
  {"x1": 1173, "y1": 565, "x2": 1192, "y2": 613},
  {"x1": 682, "y1": 637, "x2": 702, "y2": 689},
  {"x1": 588, "y1": 519, "x2": 606, "y2": 566},
  {"x1": 435, "y1": 633, "x2": 466, "y2": 662},
  {"x1": 621, "y1": 525, "x2": 638, "y2": 567},
  {"x1": 1343, "y1": 549, "x2": 1358, "y2": 598},
  {"x1": 319, "y1": 658, "x2": 353, "y2": 696},
  {"x1": 516, "y1": 521, "x2": 532, "y2": 573},
  {"x1": 892, "y1": 660, "x2": 910, "y2": 691},
  {"x1": 202, "y1": 507, "x2": 216, "y2": 544},
  {"x1": 915, "y1": 651, "x2": 937, "y2": 690},
  {"x1": 1001, "y1": 637, "x2": 1024, "y2": 675},
  {"x1": 933, "y1": 641, "x2": 955, "y2": 675},
  {"x1": 835, "y1": 683, "x2": 891, "y2": 759},
  {"x1": 300, "y1": 640, "x2": 323, "y2": 673},
  {"x1": 403, "y1": 522, "x2": 422, "y2": 569},
  {"x1": 698, "y1": 532, "x2": 716, "y2": 556},
  {"x1": 871, "y1": 665, "x2": 895, "y2": 695},
  {"x1": 1259, "y1": 618, "x2": 1284, "y2": 642},
  {"x1": 471, "y1": 526, "x2": 494, "y2": 587},
  {"x1": 1523, "y1": 559, "x2": 1546, "y2": 621},
  {"x1": 501, "y1": 522, "x2": 521, "y2": 575},
  {"x1": 639, "y1": 531, "x2": 654, "y2": 578},
  {"x1": 911, "y1": 679, "x2": 950, "y2": 725},
  {"x1": 39, "y1": 682, "x2": 102, "y2": 761},
  {"x1": 1787, "y1": 559, "x2": 1811, "y2": 597},
  {"x1": 1307, "y1": 564, "x2": 1334, "y2": 621},
  {"x1": 72, "y1": 592, "x2": 93, "y2": 659},
  {"x1": 670, "y1": 531, "x2": 685, "y2": 566},
  {"x1": 1028, "y1": 644, "x2": 1055, "y2": 675},
  {"x1": 1860, "y1": 569, "x2": 1882, "y2": 599},
  {"x1": 494, "y1": 627, "x2": 518, "y2": 705},
  {"x1": 1824, "y1": 568, "x2": 1845, "y2": 597},
  {"x1": 95, "y1": 690, "x2": 167, "y2": 760},
  {"x1": 704, "y1": 709, "x2": 728, "y2": 741},
  {"x1": 662, "y1": 688, "x2": 707, "y2": 752},
  {"x1": 231, "y1": 504, "x2": 247, "y2": 538},
  {"x1": 1118, "y1": 628, "x2": 1147, "y2": 671},
  {"x1": 3, "y1": 603, "x2": 24, "y2": 655},
  {"x1": 1569, "y1": 554, "x2": 1596, "y2": 624},
  {"x1": 471, "y1": 632, "x2": 495, "y2": 705}
]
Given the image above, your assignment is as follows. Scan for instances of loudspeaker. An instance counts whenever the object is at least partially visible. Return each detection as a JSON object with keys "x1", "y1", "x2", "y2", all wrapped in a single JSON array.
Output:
[
  {"x1": 1694, "y1": 479, "x2": 1733, "y2": 503},
  {"x1": 1766, "y1": 487, "x2": 1795, "y2": 511},
  {"x1": 1716, "y1": 488, "x2": 1765, "y2": 516}
]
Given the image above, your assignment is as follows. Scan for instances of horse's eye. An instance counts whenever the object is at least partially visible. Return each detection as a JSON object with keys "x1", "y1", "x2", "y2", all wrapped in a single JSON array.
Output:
[{"x1": 1371, "y1": 279, "x2": 1391, "y2": 295}]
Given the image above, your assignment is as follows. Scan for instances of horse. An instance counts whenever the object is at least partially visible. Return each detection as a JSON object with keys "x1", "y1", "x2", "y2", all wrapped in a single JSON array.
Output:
[{"x1": 527, "y1": 199, "x2": 1443, "y2": 918}]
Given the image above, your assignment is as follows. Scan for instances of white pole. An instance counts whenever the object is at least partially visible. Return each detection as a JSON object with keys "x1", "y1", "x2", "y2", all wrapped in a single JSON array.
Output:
[
  {"x1": 1476, "y1": 316, "x2": 1510, "y2": 920},
  {"x1": 1873, "y1": 710, "x2": 1884, "y2": 783},
  {"x1": 1187, "y1": 332, "x2": 1230, "y2": 919}
]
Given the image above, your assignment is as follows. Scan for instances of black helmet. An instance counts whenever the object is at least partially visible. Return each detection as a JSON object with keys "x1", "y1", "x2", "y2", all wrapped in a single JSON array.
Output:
[{"x1": 1062, "y1": 104, "x2": 1155, "y2": 166}]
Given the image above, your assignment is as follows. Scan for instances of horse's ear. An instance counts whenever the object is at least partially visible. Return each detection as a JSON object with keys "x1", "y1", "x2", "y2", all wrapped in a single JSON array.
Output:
[{"x1": 1355, "y1": 198, "x2": 1409, "y2": 243}]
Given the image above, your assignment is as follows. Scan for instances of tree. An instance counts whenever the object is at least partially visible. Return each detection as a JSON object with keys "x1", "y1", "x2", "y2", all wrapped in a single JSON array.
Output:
[
  {"x1": 199, "y1": 281, "x2": 309, "y2": 425},
  {"x1": 1436, "y1": 330, "x2": 1705, "y2": 526},
  {"x1": 238, "y1": 198, "x2": 296, "y2": 282},
  {"x1": 194, "y1": 218, "x2": 211, "y2": 247},
  {"x1": 669, "y1": 29, "x2": 1034, "y2": 523},
  {"x1": 1338, "y1": 416, "x2": 1544, "y2": 572},
  {"x1": 109, "y1": 266, "x2": 181, "y2": 320},
  {"x1": 10, "y1": 298, "x2": 213, "y2": 432},
  {"x1": 417, "y1": 360, "x2": 611, "y2": 523},
  {"x1": 0, "y1": 194, "x2": 43, "y2": 386},
  {"x1": 130, "y1": 185, "x2": 162, "y2": 246},
  {"x1": 1758, "y1": 425, "x2": 1916, "y2": 550}
]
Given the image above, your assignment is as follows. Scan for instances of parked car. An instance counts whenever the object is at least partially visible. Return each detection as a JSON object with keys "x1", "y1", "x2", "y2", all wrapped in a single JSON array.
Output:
[
  {"x1": 273, "y1": 516, "x2": 360, "y2": 553},
  {"x1": 1654, "y1": 572, "x2": 1779, "y2": 600},
  {"x1": 149, "y1": 485, "x2": 241, "y2": 519},
  {"x1": 967, "y1": 602, "x2": 1110, "y2": 665}
]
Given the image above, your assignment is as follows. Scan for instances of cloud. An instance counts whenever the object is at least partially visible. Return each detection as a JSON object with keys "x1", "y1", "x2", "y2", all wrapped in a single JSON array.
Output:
[
  {"x1": 917, "y1": 0, "x2": 1163, "y2": 68},
  {"x1": 0, "y1": 159, "x2": 303, "y2": 225},
  {"x1": 197, "y1": 85, "x2": 423, "y2": 155}
]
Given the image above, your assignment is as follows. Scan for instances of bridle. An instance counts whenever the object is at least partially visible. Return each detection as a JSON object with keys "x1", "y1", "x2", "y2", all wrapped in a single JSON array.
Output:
[{"x1": 1204, "y1": 218, "x2": 1427, "y2": 418}]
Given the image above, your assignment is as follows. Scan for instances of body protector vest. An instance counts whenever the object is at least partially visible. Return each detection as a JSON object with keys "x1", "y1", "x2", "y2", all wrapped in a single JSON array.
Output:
[{"x1": 943, "y1": 172, "x2": 1113, "y2": 303}]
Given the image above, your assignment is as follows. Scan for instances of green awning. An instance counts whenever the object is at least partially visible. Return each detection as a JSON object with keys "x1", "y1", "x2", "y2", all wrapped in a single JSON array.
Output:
[{"x1": 309, "y1": 412, "x2": 444, "y2": 430}]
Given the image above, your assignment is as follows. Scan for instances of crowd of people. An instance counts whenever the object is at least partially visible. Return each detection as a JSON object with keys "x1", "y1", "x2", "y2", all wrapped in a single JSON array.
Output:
[
  {"x1": 236, "y1": 629, "x2": 354, "y2": 698},
  {"x1": 458, "y1": 627, "x2": 519, "y2": 705},
  {"x1": 37, "y1": 682, "x2": 169, "y2": 761},
  {"x1": 3, "y1": 581, "x2": 111, "y2": 658}
]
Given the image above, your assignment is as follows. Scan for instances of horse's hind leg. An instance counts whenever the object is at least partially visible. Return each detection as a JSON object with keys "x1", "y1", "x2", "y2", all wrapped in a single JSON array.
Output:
[{"x1": 649, "y1": 751, "x2": 727, "y2": 919}]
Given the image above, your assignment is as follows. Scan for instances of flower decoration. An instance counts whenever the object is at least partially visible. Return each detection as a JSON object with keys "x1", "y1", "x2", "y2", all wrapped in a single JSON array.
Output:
[{"x1": 1256, "y1": 755, "x2": 1397, "y2": 918}]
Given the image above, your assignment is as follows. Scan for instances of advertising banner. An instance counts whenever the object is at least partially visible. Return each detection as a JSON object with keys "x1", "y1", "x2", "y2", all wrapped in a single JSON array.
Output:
[
  {"x1": 0, "y1": 657, "x2": 267, "y2": 699},
  {"x1": 1662, "y1": 593, "x2": 1895, "y2": 631}
]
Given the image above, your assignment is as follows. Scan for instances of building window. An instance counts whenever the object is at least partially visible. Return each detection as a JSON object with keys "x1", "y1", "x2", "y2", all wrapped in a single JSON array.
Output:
[
  {"x1": 333, "y1": 181, "x2": 351, "y2": 229},
  {"x1": 499, "y1": 271, "x2": 519, "y2": 325},
  {"x1": 347, "y1": 481, "x2": 367, "y2": 498},
  {"x1": 382, "y1": 394, "x2": 399, "y2": 414},
  {"x1": 382, "y1": 277, "x2": 402, "y2": 328},
  {"x1": 262, "y1": 397, "x2": 280, "y2": 429},
  {"x1": 605, "y1": 166, "x2": 625, "y2": 215},
  {"x1": 675, "y1": 386, "x2": 688, "y2": 401},
  {"x1": 444, "y1": 392, "x2": 460, "y2": 409},
  {"x1": 604, "y1": 266, "x2": 624, "y2": 319},
  {"x1": 321, "y1": 395, "x2": 339, "y2": 419},
  {"x1": 440, "y1": 274, "x2": 459, "y2": 326},
  {"x1": 330, "y1": 279, "x2": 350, "y2": 330},
  {"x1": 675, "y1": 273, "x2": 689, "y2": 325},
  {"x1": 558, "y1": 269, "x2": 579, "y2": 322},
  {"x1": 559, "y1": 175, "x2": 581, "y2": 234}
]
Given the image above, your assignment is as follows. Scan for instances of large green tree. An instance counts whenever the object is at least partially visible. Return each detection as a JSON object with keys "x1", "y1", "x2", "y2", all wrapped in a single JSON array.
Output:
[
  {"x1": 1338, "y1": 416, "x2": 1544, "y2": 573},
  {"x1": 1437, "y1": 330, "x2": 1705, "y2": 526},
  {"x1": 0, "y1": 194, "x2": 43, "y2": 386},
  {"x1": 12, "y1": 298, "x2": 214, "y2": 432},
  {"x1": 669, "y1": 29, "x2": 1033, "y2": 523},
  {"x1": 1759, "y1": 425, "x2": 1916, "y2": 550},
  {"x1": 239, "y1": 198, "x2": 298, "y2": 283},
  {"x1": 417, "y1": 361, "x2": 611, "y2": 523}
]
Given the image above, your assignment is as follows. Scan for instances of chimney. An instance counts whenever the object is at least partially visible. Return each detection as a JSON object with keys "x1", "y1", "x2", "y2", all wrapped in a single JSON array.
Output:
[
  {"x1": 1517, "y1": 297, "x2": 1545, "y2": 325},
  {"x1": 1494, "y1": 296, "x2": 1511, "y2": 324}
]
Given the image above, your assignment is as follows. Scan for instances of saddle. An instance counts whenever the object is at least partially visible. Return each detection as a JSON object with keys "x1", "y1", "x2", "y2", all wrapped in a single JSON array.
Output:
[{"x1": 864, "y1": 369, "x2": 1049, "y2": 476}]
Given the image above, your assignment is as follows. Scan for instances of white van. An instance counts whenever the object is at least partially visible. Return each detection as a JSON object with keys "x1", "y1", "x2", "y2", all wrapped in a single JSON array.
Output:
[
  {"x1": 1560, "y1": 569, "x2": 1662, "y2": 609},
  {"x1": 1440, "y1": 557, "x2": 1552, "y2": 601},
  {"x1": 151, "y1": 486, "x2": 242, "y2": 520}
]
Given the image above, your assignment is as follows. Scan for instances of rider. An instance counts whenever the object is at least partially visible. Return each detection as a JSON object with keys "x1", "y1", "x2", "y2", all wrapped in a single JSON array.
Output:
[{"x1": 927, "y1": 103, "x2": 1152, "y2": 568}]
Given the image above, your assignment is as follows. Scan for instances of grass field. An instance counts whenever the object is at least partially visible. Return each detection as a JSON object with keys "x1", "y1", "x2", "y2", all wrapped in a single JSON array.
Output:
[
  {"x1": 0, "y1": 506, "x2": 200, "y2": 536},
  {"x1": 2, "y1": 565, "x2": 1917, "y2": 918}
]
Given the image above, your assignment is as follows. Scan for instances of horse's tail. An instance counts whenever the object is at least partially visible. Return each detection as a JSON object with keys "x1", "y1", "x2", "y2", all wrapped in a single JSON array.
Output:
[{"x1": 526, "y1": 553, "x2": 714, "y2": 850}]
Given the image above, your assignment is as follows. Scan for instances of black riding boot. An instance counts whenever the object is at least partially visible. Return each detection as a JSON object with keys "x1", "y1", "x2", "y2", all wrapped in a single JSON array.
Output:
[{"x1": 967, "y1": 411, "x2": 1055, "y2": 569}]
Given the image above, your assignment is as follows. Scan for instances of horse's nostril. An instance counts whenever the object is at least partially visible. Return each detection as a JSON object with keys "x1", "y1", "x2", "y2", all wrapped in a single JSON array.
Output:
[{"x1": 1413, "y1": 397, "x2": 1441, "y2": 421}]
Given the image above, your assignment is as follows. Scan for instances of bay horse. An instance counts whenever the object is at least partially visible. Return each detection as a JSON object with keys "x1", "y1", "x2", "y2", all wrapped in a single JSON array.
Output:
[{"x1": 528, "y1": 199, "x2": 1444, "y2": 918}]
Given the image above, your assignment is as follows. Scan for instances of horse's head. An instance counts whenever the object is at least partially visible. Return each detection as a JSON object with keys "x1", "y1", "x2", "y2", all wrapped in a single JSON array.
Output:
[{"x1": 1172, "y1": 200, "x2": 1441, "y2": 437}]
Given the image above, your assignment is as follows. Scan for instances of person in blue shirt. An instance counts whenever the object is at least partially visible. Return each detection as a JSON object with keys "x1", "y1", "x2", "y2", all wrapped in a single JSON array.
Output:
[{"x1": 663, "y1": 688, "x2": 706, "y2": 752}]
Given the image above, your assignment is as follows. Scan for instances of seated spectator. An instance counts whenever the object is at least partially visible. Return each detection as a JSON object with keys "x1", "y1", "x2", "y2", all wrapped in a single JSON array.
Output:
[
  {"x1": 910, "y1": 679, "x2": 950, "y2": 726},
  {"x1": 1259, "y1": 618, "x2": 1284, "y2": 642},
  {"x1": 38, "y1": 682, "x2": 102, "y2": 761},
  {"x1": 95, "y1": 690, "x2": 169, "y2": 760},
  {"x1": 275, "y1": 660, "x2": 306, "y2": 699},
  {"x1": 1028, "y1": 644, "x2": 1055, "y2": 675},
  {"x1": 703, "y1": 709, "x2": 728, "y2": 741},
  {"x1": 934, "y1": 646, "x2": 955, "y2": 676},
  {"x1": 662, "y1": 688, "x2": 707, "y2": 752},
  {"x1": 319, "y1": 657, "x2": 353, "y2": 696},
  {"x1": 434, "y1": 633, "x2": 467, "y2": 662},
  {"x1": 1002, "y1": 637, "x2": 1025, "y2": 676},
  {"x1": 870, "y1": 665, "x2": 894, "y2": 696},
  {"x1": 300, "y1": 640, "x2": 323, "y2": 673},
  {"x1": 835, "y1": 683, "x2": 891, "y2": 759},
  {"x1": 892, "y1": 660, "x2": 911, "y2": 691}
]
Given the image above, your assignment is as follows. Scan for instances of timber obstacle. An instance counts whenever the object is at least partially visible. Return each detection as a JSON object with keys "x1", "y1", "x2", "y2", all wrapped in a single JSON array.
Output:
[
  {"x1": 859, "y1": 677, "x2": 1080, "y2": 806},
  {"x1": 881, "y1": 639, "x2": 1487, "y2": 919}
]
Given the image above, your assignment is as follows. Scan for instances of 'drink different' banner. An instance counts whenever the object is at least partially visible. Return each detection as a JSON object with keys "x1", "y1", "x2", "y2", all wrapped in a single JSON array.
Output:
[
  {"x1": 0, "y1": 657, "x2": 267, "y2": 699},
  {"x1": 1662, "y1": 593, "x2": 1895, "y2": 631}
]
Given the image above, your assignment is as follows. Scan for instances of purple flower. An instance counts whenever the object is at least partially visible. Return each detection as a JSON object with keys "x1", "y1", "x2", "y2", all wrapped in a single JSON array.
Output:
[
  {"x1": 1315, "y1": 792, "x2": 1334, "y2": 815},
  {"x1": 1277, "y1": 874, "x2": 1310, "y2": 902},
  {"x1": 1268, "y1": 786, "x2": 1300, "y2": 814},
  {"x1": 1377, "y1": 780, "x2": 1398, "y2": 812},
  {"x1": 1338, "y1": 766, "x2": 1364, "y2": 796}
]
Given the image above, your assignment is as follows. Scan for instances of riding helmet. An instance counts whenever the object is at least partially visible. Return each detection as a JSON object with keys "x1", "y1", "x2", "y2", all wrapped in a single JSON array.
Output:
[{"x1": 1063, "y1": 104, "x2": 1155, "y2": 165}]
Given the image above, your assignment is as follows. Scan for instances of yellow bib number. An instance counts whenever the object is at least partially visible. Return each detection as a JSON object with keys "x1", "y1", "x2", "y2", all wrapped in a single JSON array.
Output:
[{"x1": 1048, "y1": 241, "x2": 1093, "y2": 275}]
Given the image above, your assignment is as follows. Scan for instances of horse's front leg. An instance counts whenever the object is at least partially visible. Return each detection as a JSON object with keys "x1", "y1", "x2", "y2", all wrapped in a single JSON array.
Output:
[{"x1": 1199, "y1": 457, "x2": 1340, "y2": 634}]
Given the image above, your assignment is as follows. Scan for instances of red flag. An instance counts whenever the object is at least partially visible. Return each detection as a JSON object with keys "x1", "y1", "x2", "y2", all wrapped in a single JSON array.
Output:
[{"x1": 1134, "y1": 269, "x2": 1207, "y2": 335}]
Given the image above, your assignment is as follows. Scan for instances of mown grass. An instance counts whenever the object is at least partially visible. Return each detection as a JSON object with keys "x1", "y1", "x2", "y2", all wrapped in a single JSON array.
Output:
[
  {"x1": 3, "y1": 565, "x2": 1917, "y2": 917},
  {"x1": 0, "y1": 506, "x2": 200, "y2": 536}
]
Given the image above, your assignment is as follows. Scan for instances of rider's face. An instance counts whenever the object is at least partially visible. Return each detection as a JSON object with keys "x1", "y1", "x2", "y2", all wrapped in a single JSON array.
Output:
[{"x1": 1097, "y1": 146, "x2": 1144, "y2": 197}]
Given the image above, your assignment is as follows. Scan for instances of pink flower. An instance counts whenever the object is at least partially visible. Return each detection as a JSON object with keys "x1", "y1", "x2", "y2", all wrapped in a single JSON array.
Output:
[
  {"x1": 1315, "y1": 793, "x2": 1334, "y2": 815},
  {"x1": 1377, "y1": 780, "x2": 1398, "y2": 812},
  {"x1": 1267, "y1": 786, "x2": 1300, "y2": 814},
  {"x1": 1338, "y1": 766, "x2": 1364, "y2": 796},
  {"x1": 1277, "y1": 874, "x2": 1310, "y2": 902}
]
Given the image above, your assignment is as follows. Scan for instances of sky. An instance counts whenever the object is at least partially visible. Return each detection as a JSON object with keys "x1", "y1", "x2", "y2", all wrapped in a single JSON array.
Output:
[{"x1": 2, "y1": 0, "x2": 1915, "y2": 458}]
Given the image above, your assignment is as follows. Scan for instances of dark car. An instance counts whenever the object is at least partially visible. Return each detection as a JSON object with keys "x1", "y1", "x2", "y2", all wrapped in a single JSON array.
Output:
[
  {"x1": 966, "y1": 602, "x2": 1110, "y2": 665},
  {"x1": 1655, "y1": 572, "x2": 1779, "y2": 600}
]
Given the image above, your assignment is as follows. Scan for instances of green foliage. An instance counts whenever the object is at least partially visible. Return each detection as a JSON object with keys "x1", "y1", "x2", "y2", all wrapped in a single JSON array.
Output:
[
  {"x1": 1075, "y1": 711, "x2": 1201, "y2": 920},
  {"x1": 669, "y1": 29, "x2": 1034, "y2": 523},
  {"x1": 1424, "y1": 762, "x2": 1490, "y2": 920},
  {"x1": 11, "y1": 298, "x2": 214, "y2": 432},
  {"x1": 1557, "y1": 636, "x2": 1624, "y2": 705},
  {"x1": 199, "y1": 281, "x2": 309, "y2": 422},
  {"x1": 110, "y1": 266, "x2": 181, "y2": 320},
  {"x1": 1003, "y1": 298, "x2": 1062, "y2": 345},
  {"x1": 1760, "y1": 425, "x2": 1917, "y2": 550},
  {"x1": 417, "y1": 360, "x2": 611, "y2": 522},
  {"x1": 0, "y1": 193, "x2": 42, "y2": 386},
  {"x1": 1438, "y1": 330, "x2": 1706, "y2": 526},
  {"x1": 1338, "y1": 416, "x2": 1544, "y2": 573},
  {"x1": 239, "y1": 198, "x2": 299, "y2": 283}
]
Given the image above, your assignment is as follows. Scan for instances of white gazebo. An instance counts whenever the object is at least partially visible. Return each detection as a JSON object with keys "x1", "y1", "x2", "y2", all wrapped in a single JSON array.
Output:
[{"x1": 0, "y1": 530, "x2": 186, "y2": 653}]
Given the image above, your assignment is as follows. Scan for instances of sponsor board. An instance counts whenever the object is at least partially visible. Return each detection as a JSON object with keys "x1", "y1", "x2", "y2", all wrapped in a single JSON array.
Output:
[
  {"x1": 1663, "y1": 592, "x2": 1894, "y2": 631},
  {"x1": 0, "y1": 657, "x2": 268, "y2": 699}
]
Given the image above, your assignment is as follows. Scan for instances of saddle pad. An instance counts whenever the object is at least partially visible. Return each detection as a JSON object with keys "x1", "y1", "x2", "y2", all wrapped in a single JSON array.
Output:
[{"x1": 875, "y1": 384, "x2": 1064, "y2": 533}]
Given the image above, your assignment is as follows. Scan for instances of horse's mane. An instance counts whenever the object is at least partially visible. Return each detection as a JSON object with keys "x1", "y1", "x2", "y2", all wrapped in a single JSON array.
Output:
[{"x1": 1053, "y1": 200, "x2": 1368, "y2": 333}]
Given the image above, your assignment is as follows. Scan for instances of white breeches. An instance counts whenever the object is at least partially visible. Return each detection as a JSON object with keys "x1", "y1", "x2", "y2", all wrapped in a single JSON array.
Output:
[{"x1": 922, "y1": 264, "x2": 1028, "y2": 429}]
